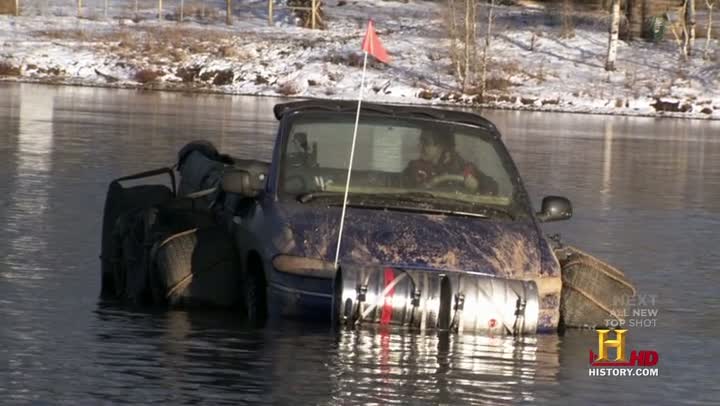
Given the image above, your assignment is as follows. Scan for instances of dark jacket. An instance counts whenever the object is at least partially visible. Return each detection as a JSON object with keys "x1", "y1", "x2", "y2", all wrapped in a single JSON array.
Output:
[{"x1": 402, "y1": 150, "x2": 499, "y2": 195}]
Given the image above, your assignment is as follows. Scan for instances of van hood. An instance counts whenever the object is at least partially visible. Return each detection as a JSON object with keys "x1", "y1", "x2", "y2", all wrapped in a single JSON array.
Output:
[{"x1": 273, "y1": 204, "x2": 546, "y2": 279}]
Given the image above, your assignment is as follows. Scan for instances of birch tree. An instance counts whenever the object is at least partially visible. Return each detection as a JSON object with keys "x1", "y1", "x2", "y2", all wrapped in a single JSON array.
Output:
[
  {"x1": 605, "y1": 0, "x2": 621, "y2": 71},
  {"x1": 667, "y1": 0, "x2": 689, "y2": 60},
  {"x1": 480, "y1": 0, "x2": 495, "y2": 98},
  {"x1": 462, "y1": 0, "x2": 477, "y2": 92},
  {"x1": 686, "y1": 0, "x2": 696, "y2": 55},
  {"x1": 705, "y1": 0, "x2": 716, "y2": 59}
]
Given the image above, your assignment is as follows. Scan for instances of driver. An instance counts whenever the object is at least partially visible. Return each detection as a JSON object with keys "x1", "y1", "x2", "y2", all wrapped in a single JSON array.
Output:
[{"x1": 402, "y1": 129, "x2": 498, "y2": 194}]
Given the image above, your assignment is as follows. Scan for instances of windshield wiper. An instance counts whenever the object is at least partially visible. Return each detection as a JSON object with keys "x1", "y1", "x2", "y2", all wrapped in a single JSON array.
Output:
[
  {"x1": 332, "y1": 203, "x2": 490, "y2": 219},
  {"x1": 377, "y1": 192, "x2": 516, "y2": 220},
  {"x1": 297, "y1": 191, "x2": 436, "y2": 204},
  {"x1": 298, "y1": 191, "x2": 515, "y2": 220},
  {"x1": 475, "y1": 206, "x2": 516, "y2": 220},
  {"x1": 296, "y1": 191, "x2": 345, "y2": 203}
]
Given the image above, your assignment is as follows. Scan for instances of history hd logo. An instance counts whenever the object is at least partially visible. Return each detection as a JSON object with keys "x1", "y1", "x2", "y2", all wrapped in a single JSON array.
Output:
[{"x1": 588, "y1": 329, "x2": 660, "y2": 377}]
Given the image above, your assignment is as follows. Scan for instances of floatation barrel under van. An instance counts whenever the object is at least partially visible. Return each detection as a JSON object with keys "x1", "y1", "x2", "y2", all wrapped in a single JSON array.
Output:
[
  {"x1": 443, "y1": 272, "x2": 539, "y2": 335},
  {"x1": 333, "y1": 266, "x2": 540, "y2": 335},
  {"x1": 333, "y1": 267, "x2": 447, "y2": 331}
]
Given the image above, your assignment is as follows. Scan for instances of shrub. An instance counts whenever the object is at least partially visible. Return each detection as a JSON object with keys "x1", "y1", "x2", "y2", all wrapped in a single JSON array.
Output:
[
  {"x1": 0, "y1": 62, "x2": 20, "y2": 76},
  {"x1": 135, "y1": 69, "x2": 164, "y2": 83}
]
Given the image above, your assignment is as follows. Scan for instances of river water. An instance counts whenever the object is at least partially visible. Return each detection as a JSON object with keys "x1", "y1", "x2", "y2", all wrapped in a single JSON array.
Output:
[{"x1": 1, "y1": 83, "x2": 718, "y2": 405}]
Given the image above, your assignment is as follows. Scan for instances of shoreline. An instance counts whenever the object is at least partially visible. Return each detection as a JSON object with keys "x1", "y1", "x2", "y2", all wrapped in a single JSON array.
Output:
[
  {"x1": 2, "y1": 1, "x2": 719, "y2": 121},
  {"x1": 3, "y1": 76, "x2": 718, "y2": 121}
]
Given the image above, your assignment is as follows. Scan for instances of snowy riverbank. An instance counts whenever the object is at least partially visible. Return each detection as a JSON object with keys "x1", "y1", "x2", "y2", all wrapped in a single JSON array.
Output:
[{"x1": 1, "y1": 0, "x2": 719, "y2": 119}]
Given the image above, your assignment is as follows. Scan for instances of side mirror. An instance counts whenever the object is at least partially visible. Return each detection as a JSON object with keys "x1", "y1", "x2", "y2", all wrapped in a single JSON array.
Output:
[
  {"x1": 221, "y1": 169, "x2": 266, "y2": 198},
  {"x1": 536, "y1": 196, "x2": 572, "y2": 222}
]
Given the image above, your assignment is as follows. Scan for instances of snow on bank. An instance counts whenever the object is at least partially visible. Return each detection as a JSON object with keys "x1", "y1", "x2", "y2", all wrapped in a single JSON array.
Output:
[{"x1": 1, "y1": 0, "x2": 719, "y2": 119}]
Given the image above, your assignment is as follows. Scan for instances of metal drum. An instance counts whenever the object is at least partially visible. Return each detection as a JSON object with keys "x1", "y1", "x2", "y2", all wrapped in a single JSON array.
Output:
[
  {"x1": 444, "y1": 273, "x2": 540, "y2": 335},
  {"x1": 333, "y1": 266, "x2": 449, "y2": 331}
]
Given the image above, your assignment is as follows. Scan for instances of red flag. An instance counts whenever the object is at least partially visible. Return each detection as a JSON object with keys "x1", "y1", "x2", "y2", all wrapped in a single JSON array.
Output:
[{"x1": 361, "y1": 19, "x2": 390, "y2": 64}]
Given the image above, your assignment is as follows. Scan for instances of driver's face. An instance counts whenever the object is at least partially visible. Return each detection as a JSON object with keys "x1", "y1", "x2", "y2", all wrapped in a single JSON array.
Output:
[{"x1": 420, "y1": 137, "x2": 442, "y2": 164}]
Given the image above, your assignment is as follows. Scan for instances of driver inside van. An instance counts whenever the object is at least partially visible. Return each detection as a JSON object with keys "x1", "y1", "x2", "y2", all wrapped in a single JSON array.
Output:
[{"x1": 402, "y1": 129, "x2": 499, "y2": 195}]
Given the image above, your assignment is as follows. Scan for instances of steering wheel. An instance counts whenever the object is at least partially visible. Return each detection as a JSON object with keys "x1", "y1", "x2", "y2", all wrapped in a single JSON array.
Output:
[{"x1": 425, "y1": 174, "x2": 467, "y2": 188}]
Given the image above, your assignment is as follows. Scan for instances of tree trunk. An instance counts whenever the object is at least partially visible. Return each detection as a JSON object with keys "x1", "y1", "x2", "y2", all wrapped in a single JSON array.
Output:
[
  {"x1": 705, "y1": 1, "x2": 715, "y2": 59},
  {"x1": 480, "y1": 0, "x2": 495, "y2": 98},
  {"x1": 448, "y1": 0, "x2": 462, "y2": 84},
  {"x1": 470, "y1": 0, "x2": 477, "y2": 81},
  {"x1": 686, "y1": 0, "x2": 696, "y2": 56},
  {"x1": 561, "y1": 0, "x2": 575, "y2": 38},
  {"x1": 446, "y1": 0, "x2": 478, "y2": 92},
  {"x1": 463, "y1": 0, "x2": 472, "y2": 92},
  {"x1": 681, "y1": 0, "x2": 689, "y2": 59},
  {"x1": 606, "y1": 0, "x2": 621, "y2": 71},
  {"x1": 226, "y1": 0, "x2": 232, "y2": 25}
]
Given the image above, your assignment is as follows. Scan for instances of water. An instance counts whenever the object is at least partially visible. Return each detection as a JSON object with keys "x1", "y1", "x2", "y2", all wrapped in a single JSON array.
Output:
[{"x1": 1, "y1": 83, "x2": 718, "y2": 404}]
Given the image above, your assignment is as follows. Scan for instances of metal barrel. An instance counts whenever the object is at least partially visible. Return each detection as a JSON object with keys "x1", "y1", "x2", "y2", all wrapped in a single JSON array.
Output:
[
  {"x1": 444, "y1": 273, "x2": 539, "y2": 335},
  {"x1": 332, "y1": 267, "x2": 539, "y2": 336},
  {"x1": 332, "y1": 266, "x2": 448, "y2": 330}
]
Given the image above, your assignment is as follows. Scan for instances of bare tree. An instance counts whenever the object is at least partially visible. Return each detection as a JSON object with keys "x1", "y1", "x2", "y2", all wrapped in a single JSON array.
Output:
[
  {"x1": 667, "y1": 0, "x2": 689, "y2": 60},
  {"x1": 447, "y1": 0, "x2": 477, "y2": 92},
  {"x1": 686, "y1": 0, "x2": 696, "y2": 55},
  {"x1": 480, "y1": 0, "x2": 495, "y2": 98},
  {"x1": 561, "y1": 0, "x2": 575, "y2": 38},
  {"x1": 226, "y1": 0, "x2": 231, "y2": 25},
  {"x1": 448, "y1": 0, "x2": 462, "y2": 81},
  {"x1": 705, "y1": 0, "x2": 716, "y2": 59},
  {"x1": 606, "y1": 0, "x2": 621, "y2": 71},
  {"x1": 463, "y1": 0, "x2": 477, "y2": 91}
]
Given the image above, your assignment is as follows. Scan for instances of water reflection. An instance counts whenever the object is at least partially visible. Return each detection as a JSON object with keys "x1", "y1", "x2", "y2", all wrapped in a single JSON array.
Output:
[
  {"x1": 3, "y1": 86, "x2": 55, "y2": 285},
  {"x1": 601, "y1": 121, "x2": 613, "y2": 210},
  {"x1": 488, "y1": 111, "x2": 720, "y2": 214},
  {"x1": 89, "y1": 303, "x2": 561, "y2": 405},
  {"x1": 91, "y1": 304, "x2": 273, "y2": 404},
  {"x1": 333, "y1": 327, "x2": 559, "y2": 405}
]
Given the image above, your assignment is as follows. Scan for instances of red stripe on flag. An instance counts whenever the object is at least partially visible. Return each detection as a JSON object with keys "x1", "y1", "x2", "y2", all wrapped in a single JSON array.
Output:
[{"x1": 380, "y1": 268, "x2": 395, "y2": 325}]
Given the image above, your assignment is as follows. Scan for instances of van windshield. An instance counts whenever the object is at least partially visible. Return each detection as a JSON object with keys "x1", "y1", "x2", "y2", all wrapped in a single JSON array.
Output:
[{"x1": 279, "y1": 113, "x2": 530, "y2": 219}]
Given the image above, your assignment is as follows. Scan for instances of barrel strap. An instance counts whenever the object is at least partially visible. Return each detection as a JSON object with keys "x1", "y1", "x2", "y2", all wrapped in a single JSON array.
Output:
[
  {"x1": 449, "y1": 293, "x2": 464, "y2": 334},
  {"x1": 513, "y1": 297, "x2": 527, "y2": 336}
]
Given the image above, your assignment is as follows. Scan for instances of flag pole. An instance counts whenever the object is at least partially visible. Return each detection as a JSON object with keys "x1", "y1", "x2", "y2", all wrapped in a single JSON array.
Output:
[{"x1": 334, "y1": 50, "x2": 369, "y2": 270}]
